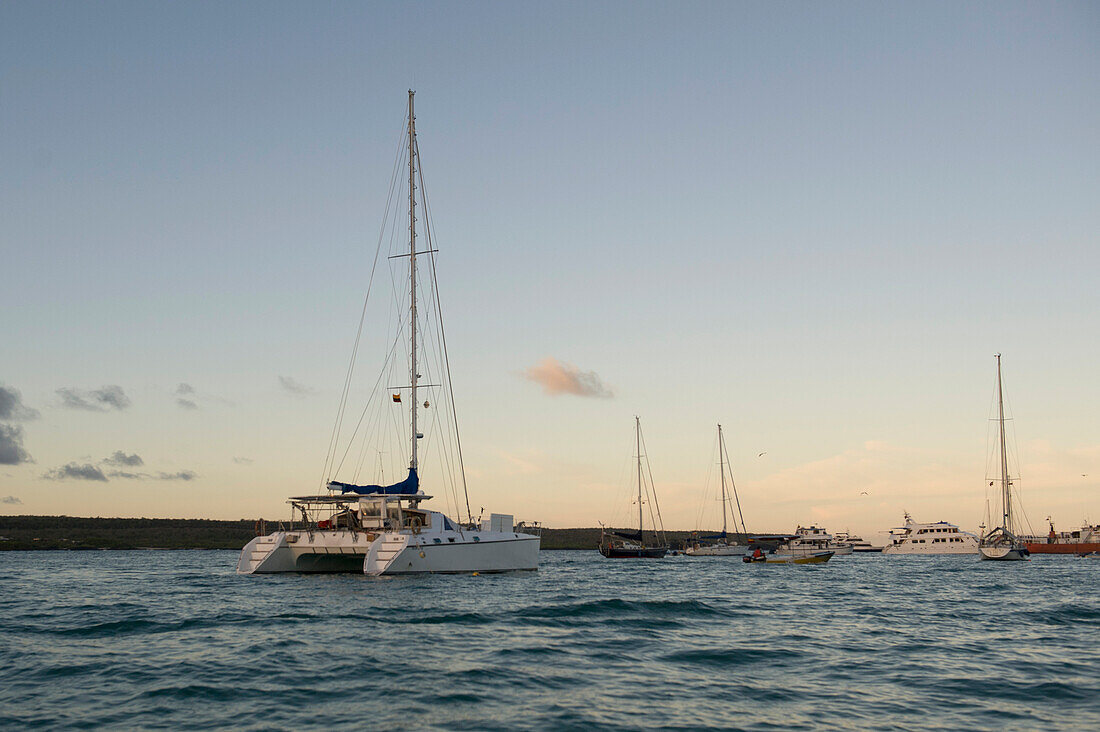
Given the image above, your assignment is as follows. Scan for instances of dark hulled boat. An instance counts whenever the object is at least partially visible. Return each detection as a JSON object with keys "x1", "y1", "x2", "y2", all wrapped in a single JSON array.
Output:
[
  {"x1": 599, "y1": 529, "x2": 668, "y2": 558},
  {"x1": 598, "y1": 417, "x2": 669, "y2": 559}
]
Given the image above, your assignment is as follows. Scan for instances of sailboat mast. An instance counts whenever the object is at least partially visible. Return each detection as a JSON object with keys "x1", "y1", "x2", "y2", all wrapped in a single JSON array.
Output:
[
  {"x1": 996, "y1": 353, "x2": 1010, "y2": 533},
  {"x1": 636, "y1": 416, "x2": 643, "y2": 542},
  {"x1": 408, "y1": 90, "x2": 419, "y2": 473},
  {"x1": 718, "y1": 424, "x2": 728, "y2": 536}
]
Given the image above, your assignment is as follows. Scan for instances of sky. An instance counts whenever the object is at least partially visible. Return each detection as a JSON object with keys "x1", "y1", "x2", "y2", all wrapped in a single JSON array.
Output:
[{"x1": 2, "y1": 1, "x2": 1098, "y2": 541}]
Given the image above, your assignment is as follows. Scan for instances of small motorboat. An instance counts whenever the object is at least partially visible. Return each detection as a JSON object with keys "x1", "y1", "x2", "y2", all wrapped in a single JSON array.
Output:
[
  {"x1": 765, "y1": 550, "x2": 834, "y2": 564},
  {"x1": 742, "y1": 549, "x2": 768, "y2": 563}
]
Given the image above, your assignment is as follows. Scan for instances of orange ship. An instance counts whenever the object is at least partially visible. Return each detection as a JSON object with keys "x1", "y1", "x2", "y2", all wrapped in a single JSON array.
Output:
[{"x1": 1025, "y1": 519, "x2": 1100, "y2": 555}]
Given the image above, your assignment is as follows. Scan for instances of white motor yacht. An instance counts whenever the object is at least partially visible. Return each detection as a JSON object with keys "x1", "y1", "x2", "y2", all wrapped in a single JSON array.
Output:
[
  {"x1": 882, "y1": 513, "x2": 979, "y2": 554},
  {"x1": 775, "y1": 526, "x2": 854, "y2": 557},
  {"x1": 833, "y1": 531, "x2": 883, "y2": 553}
]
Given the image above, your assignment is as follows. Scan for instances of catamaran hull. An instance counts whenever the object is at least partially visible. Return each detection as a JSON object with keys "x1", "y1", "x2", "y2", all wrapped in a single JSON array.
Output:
[
  {"x1": 237, "y1": 531, "x2": 375, "y2": 574},
  {"x1": 371, "y1": 534, "x2": 540, "y2": 575},
  {"x1": 238, "y1": 529, "x2": 539, "y2": 574}
]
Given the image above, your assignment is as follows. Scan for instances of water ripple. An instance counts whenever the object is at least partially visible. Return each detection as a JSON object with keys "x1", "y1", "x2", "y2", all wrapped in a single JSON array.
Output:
[{"x1": 0, "y1": 551, "x2": 1097, "y2": 730}]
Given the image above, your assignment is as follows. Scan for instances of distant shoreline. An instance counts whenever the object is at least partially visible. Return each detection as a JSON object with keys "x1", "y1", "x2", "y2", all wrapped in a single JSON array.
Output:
[{"x1": 0, "y1": 515, "x2": 738, "y2": 551}]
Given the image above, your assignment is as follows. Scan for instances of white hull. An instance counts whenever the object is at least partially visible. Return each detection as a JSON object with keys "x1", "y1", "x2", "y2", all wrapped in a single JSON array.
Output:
[
  {"x1": 883, "y1": 541, "x2": 979, "y2": 555},
  {"x1": 685, "y1": 544, "x2": 749, "y2": 557},
  {"x1": 369, "y1": 531, "x2": 539, "y2": 574},
  {"x1": 777, "y1": 544, "x2": 853, "y2": 557},
  {"x1": 766, "y1": 551, "x2": 834, "y2": 564},
  {"x1": 238, "y1": 531, "x2": 371, "y2": 574},
  {"x1": 979, "y1": 545, "x2": 1029, "y2": 561},
  {"x1": 238, "y1": 528, "x2": 539, "y2": 575}
]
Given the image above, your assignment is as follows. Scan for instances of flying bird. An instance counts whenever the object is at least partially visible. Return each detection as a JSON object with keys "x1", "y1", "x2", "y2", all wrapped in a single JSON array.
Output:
[
  {"x1": 860, "y1": 491, "x2": 869, "y2": 496},
  {"x1": 757, "y1": 451, "x2": 767, "y2": 457}
]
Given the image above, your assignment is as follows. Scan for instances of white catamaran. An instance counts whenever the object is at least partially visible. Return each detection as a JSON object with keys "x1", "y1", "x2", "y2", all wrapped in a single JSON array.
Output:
[
  {"x1": 978, "y1": 354, "x2": 1030, "y2": 561},
  {"x1": 238, "y1": 92, "x2": 539, "y2": 575}
]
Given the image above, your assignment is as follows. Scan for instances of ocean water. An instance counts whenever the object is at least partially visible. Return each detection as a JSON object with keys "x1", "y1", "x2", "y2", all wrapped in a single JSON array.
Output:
[{"x1": 2, "y1": 550, "x2": 1098, "y2": 731}]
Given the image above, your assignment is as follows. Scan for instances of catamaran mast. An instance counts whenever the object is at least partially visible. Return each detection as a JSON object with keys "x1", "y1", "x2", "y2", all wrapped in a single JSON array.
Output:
[
  {"x1": 996, "y1": 353, "x2": 1010, "y2": 533},
  {"x1": 718, "y1": 424, "x2": 728, "y2": 536},
  {"x1": 636, "y1": 416, "x2": 643, "y2": 543},
  {"x1": 408, "y1": 90, "x2": 419, "y2": 473}
]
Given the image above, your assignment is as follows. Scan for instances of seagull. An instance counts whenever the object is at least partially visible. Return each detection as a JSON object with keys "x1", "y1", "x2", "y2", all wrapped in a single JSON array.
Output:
[
  {"x1": 757, "y1": 451, "x2": 767, "y2": 457},
  {"x1": 860, "y1": 491, "x2": 869, "y2": 496}
]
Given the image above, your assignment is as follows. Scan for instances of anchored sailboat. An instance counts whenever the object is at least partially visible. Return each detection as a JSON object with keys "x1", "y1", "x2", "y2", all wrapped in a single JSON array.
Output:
[
  {"x1": 685, "y1": 424, "x2": 750, "y2": 556},
  {"x1": 238, "y1": 91, "x2": 539, "y2": 575},
  {"x1": 979, "y1": 354, "x2": 1030, "y2": 562},
  {"x1": 599, "y1": 417, "x2": 669, "y2": 558}
]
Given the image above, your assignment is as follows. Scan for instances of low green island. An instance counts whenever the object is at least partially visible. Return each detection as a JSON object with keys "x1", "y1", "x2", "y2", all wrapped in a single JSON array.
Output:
[{"x1": 0, "y1": 516, "x2": 730, "y2": 551}]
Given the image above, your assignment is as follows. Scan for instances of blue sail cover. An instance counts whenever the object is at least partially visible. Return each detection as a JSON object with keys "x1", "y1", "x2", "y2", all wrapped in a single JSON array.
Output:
[{"x1": 330, "y1": 468, "x2": 419, "y2": 495}]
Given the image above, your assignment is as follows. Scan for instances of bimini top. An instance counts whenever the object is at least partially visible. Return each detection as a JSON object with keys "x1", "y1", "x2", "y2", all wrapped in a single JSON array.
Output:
[{"x1": 329, "y1": 468, "x2": 420, "y2": 495}]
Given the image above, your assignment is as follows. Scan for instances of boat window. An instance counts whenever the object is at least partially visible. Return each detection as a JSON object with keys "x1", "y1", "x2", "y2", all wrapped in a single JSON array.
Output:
[
  {"x1": 448, "y1": 537, "x2": 455, "y2": 543},
  {"x1": 442, "y1": 515, "x2": 456, "y2": 531},
  {"x1": 359, "y1": 500, "x2": 385, "y2": 529}
]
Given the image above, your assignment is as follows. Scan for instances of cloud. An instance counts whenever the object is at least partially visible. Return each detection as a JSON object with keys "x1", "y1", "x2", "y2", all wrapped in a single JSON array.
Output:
[
  {"x1": 232, "y1": 457, "x2": 254, "y2": 465},
  {"x1": 105, "y1": 469, "x2": 198, "y2": 482},
  {"x1": 1, "y1": 495, "x2": 22, "y2": 505},
  {"x1": 0, "y1": 385, "x2": 39, "y2": 421},
  {"x1": 522, "y1": 357, "x2": 613, "y2": 398},
  {"x1": 496, "y1": 449, "x2": 541, "y2": 475},
  {"x1": 156, "y1": 470, "x2": 197, "y2": 481},
  {"x1": 43, "y1": 462, "x2": 108, "y2": 481},
  {"x1": 174, "y1": 383, "x2": 199, "y2": 409},
  {"x1": 278, "y1": 375, "x2": 316, "y2": 396},
  {"x1": 57, "y1": 385, "x2": 131, "y2": 412},
  {"x1": 0, "y1": 425, "x2": 32, "y2": 465},
  {"x1": 103, "y1": 451, "x2": 144, "y2": 467}
]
